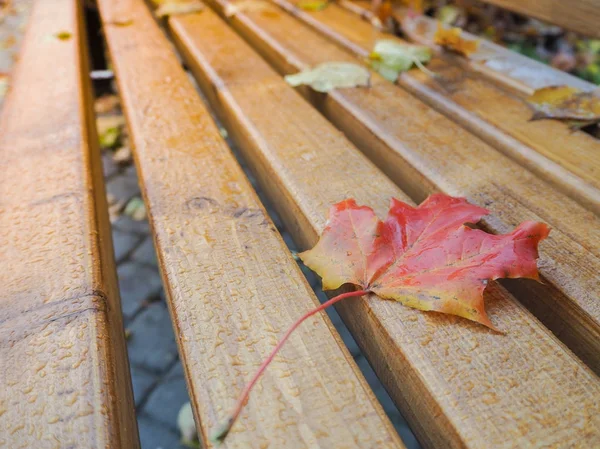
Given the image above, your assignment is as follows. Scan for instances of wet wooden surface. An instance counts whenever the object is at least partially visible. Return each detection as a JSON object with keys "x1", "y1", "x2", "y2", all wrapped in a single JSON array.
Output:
[
  {"x1": 276, "y1": 0, "x2": 600, "y2": 215},
  {"x1": 169, "y1": 8, "x2": 600, "y2": 449},
  {"x1": 97, "y1": 0, "x2": 406, "y2": 447},
  {"x1": 204, "y1": 0, "x2": 600, "y2": 375},
  {"x1": 0, "y1": 0, "x2": 138, "y2": 447}
]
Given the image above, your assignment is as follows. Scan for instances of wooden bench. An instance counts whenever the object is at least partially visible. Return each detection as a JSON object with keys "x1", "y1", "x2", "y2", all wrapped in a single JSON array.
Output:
[{"x1": 2, "y1": 0, "x2": 600, "y2": 447}]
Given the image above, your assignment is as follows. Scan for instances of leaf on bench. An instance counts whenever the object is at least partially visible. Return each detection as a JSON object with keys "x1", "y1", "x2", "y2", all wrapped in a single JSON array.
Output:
[
  {"x1": 434, "y1": 23, "x2": 479, "y2": 57},
  {"x1": 300, "y1": 193, "x2": 550, "y2": 330},
  {"x1": 527, "y1": 85, "x2": 600, "y2": 126},
  {"x1": 297, "y1": 0, "x2": 330, "y2": 12},
  {"x1": 224, "y1": 0, "x2": 277, "y2": 18},
  {"x1": 368, "y1": 39, "x2": 432, "y2": 82},
  {"x1": 155, "y1": 0, "x2": 204, "y2": 18},
  {"x1": 285, "y1": 62, "x2": 370, "y2": 92}
]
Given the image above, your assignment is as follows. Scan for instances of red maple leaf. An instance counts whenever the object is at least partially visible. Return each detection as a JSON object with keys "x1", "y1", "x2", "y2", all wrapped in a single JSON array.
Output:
[
  {"x1": 300, "y1": 194, "x2": 550, "y2": 329},
  {"x1": 212, "y1": 194, "x2": 550, "y2": 442}
]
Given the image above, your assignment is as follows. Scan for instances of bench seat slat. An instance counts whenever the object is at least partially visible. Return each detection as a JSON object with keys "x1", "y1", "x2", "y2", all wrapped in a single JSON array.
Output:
[
  {"x1": 271, "y1": 0, "x2": 600, "y2": 215},
  {"x1": 204, "y1": 0, "x2": 600, "y2": 374},
  {"x1": 97, "y1": 0, "x2": 406, "y2": 447},
  {"x1": 0, "y1": 0, "x2": 138, "y2": 447},
  {"x1": 169, "y1": 8, "x2": 600, "y2": 449}
]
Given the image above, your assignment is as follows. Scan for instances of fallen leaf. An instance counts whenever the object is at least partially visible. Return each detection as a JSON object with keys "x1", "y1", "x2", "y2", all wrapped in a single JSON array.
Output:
[
  {"x1": 54, "y1": 31, "x2": 72, "y2": 41},
  {"x1": 124, "y1": 197, "x2": 147, "y2": 221},
  {"x1": 527, "y1": 85, "x2": 600, "y2": 125},
  {"x1": 155, "y1": 0, "x2": 204, "y2": 18},
  {"x1": 285, "y1": 62, "x2": 370, "y2": 92},
  {"x1": 300, "y1": 194, "x2": 549, "y2": 329},
  {"x1": 0, "y1": 73, "x2": 8, "y2": 99},
  {"x1": 368, "y1": 39, "x2": 432, "y2": 82},
  {"x1": 434, "y1": 24, "x2": 479, "y2": 57},
  {"x1": 113, "y1": 146, "x2": 132, "y2": 164},
  {"x1": 95, "y1": 94, "x2": 120, "y2": 114},
  {"x1": 435, "y1": 5, "x2": 460, "y2": 25},
  {"x1": 99, "y1": 126, "x2": 122, "y2": 149},
  {"x1": 224, "y1": 0, "x2": 275, "y2": 17},
  {"x1": 96, "y1": 115, "x2": 126, "y2": 135},
  {"x1": 297, "y1": 0, "x2": 329, "y2": 11}
]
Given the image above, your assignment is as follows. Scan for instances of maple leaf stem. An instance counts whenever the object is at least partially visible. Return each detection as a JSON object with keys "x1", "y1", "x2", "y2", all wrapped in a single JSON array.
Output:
[{"x1": 210, "y1": 288, "x2": 370, "y2": 444}]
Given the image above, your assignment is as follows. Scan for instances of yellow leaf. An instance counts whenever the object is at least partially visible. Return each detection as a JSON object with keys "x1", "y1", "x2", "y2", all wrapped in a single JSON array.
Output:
[
  {"x1": 285, "y1": 62, "x2": 370, "y2": 93},
  {"x1": 527, "y1": 85, "x2": 600, "y2": 124},
  {"x1": 155, "y1": 0, "x2": 204, "y2": 18},
  {"x1": 54, "y1": 31, "x2": 72, "y2": 41},
  {"x1": 434, "y1": 24, "x2": 479, "y2": 57},
  {"x1": 224, "y1": 0, "x2": 276, "y2": 18},
  {"x1": 297, "y1": 0, "x2": 329, "y2": 11}
]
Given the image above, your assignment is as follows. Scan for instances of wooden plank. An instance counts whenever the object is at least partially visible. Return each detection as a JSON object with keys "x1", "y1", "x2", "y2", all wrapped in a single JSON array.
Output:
[
  {"x1": 268, "y1": 1, "x2": 600, "y2": 217},
  {"x1": 0, "y1": 0, "x2": 138, "y2": 448},
  {"x1": 478, "y1": 0, "x2": 600, "y2": 39},
  {"x1": 97, "y1": 0, "x2": 406, "y2": 447},
  {"x1": 203, "y1": 0, "x2": 600, "y2": 375},
  {"x1": 168, "y1": 9, "x2": 600, "y2": 449},
  {"x1": 390, "y1": 6, "x2": 597, "y2": 95}
]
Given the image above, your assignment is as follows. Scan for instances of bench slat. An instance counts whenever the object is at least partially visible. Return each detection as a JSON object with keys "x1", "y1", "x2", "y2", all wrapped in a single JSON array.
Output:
[
  {"x1": 478, "y1": 0, "x2": 600, "y2": 39},
  {"x1": 169, "y1": 9, "x2": 600, "y2": 449},
  {"x1": 0, "y1": 0, "x2": 138, "y2": 447},
  {"x1": 272, "y1": 0, "x2": 600, "y2": 215},
  {"x1": 97, "y1": 0, "x2": 406, "y2": 447},
  {"x1": 205, "y1": 0, "x2": 600, "y2": 374}
]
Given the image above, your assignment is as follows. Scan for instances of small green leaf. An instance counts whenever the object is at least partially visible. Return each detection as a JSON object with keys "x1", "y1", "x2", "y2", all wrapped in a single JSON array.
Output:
[
  {"x1": 368, "y1": 40, "x2": 432, "y2": 82},
  {"x1": 99, "y1": 126, "x2": 121, "y2": 149},
  {"x1": 285, "y1": 62, "x2": 370, "y2": 93}
]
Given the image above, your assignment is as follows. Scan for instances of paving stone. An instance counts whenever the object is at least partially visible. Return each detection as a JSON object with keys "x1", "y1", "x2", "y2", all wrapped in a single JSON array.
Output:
[
  {"x1": 132, "y1": 237, "x2": 158, "y2": 267},
  {"x1": 112, "y1": 215, "x2": 151, "y2": 235},
  {"x1": 131, "y1": 366, "x2": 158, "y2": 408},
  {"x1": 106, "y1": 173, "x2": 140, "y2": 203},
  {"x1": 112, "y1": 229, "x2": 142, "y2": 263},
  {"x1": 137, "y1": 415, "x2": 187, "y2": 449},
  {"x1": 143, "y1": 362, "x2": 191, "y2": 431},
  {"x1": 127, "y1": 303, "x2": 178, "y2": 373},
  {"x1": 102, "y1": 152, "x2": 119, "y2": 178},
  {"x1": 118, "y1": 262, "x2": 163, "y2": 320}
]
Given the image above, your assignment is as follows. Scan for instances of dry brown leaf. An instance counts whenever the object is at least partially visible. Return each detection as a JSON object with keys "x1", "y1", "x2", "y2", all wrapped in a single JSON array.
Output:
[
  {"x1": 113, "y1": 146, "x2": 132, "y2": 165},
  {"x1": 434, "y1": 24, "x2": 479, "y2": 57},
  {"x1": 224, "y1": 0, "x2": 275, "y2": 17},
  {"x1": 527, "y1": 85, "x2": 600, "y2": 125},
  {"x1": 155, "y1": 0, "x2": 204, "y2": 18}
]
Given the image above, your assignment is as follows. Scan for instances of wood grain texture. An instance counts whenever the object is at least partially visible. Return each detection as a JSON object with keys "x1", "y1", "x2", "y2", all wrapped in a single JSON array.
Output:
[
  {"x1": 478, "y1": 0, "x2": 600, "y2": 39},
  {"x1": 97, "y1": 0, "x2": 405, "y2": 447},
  {"x1": 268, "y1": 1, "x2": 600, "y2": 215},
  {"x1": 203, "y1": 0, "x2": 600, "y2": 375},
  {"x1": 388, "y1": 6, "x2": 597, "y2": 95},
  {"x1": 169, "y1": 9, "x2": 600, "y2": 449},
  {"x1": 0, "y1": 0, "x2": 138, "y2": 448}
]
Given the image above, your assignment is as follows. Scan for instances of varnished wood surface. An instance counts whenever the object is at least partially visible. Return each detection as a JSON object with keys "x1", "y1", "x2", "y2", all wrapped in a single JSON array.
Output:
[
  {"x1": 0, "y1": 0, "x2": 138, "y2": 447},
  {"x1": 478, "y1": 0, "x2": 600, "y2": 39},
  {"x1": 97, "y1": 0, "x2": 406, "y2": 447},
  {"x1": 270, "y1": 1, "x2": 600, "y2": 215},
  {"x1": 170, "y1": 9, "x2": 600, "y2": 449},
  {"x1": 204, "y1": 0, "x2": 600, "y2": 375}
]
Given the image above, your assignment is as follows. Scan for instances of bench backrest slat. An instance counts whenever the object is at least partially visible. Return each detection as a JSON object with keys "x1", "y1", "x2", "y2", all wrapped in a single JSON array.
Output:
[
  {"x1": 479, "y1": 0, "x2": 600, "y2": 39},
  {"x1": 0, "y1": 0, "x2": 138, "y2": 447},
  {"x1": 97, "y1": 0, "x2": 407, "y2": 447},
  {"x1": 169, "y1": 7, "x2": 600, "y2": 449}
]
